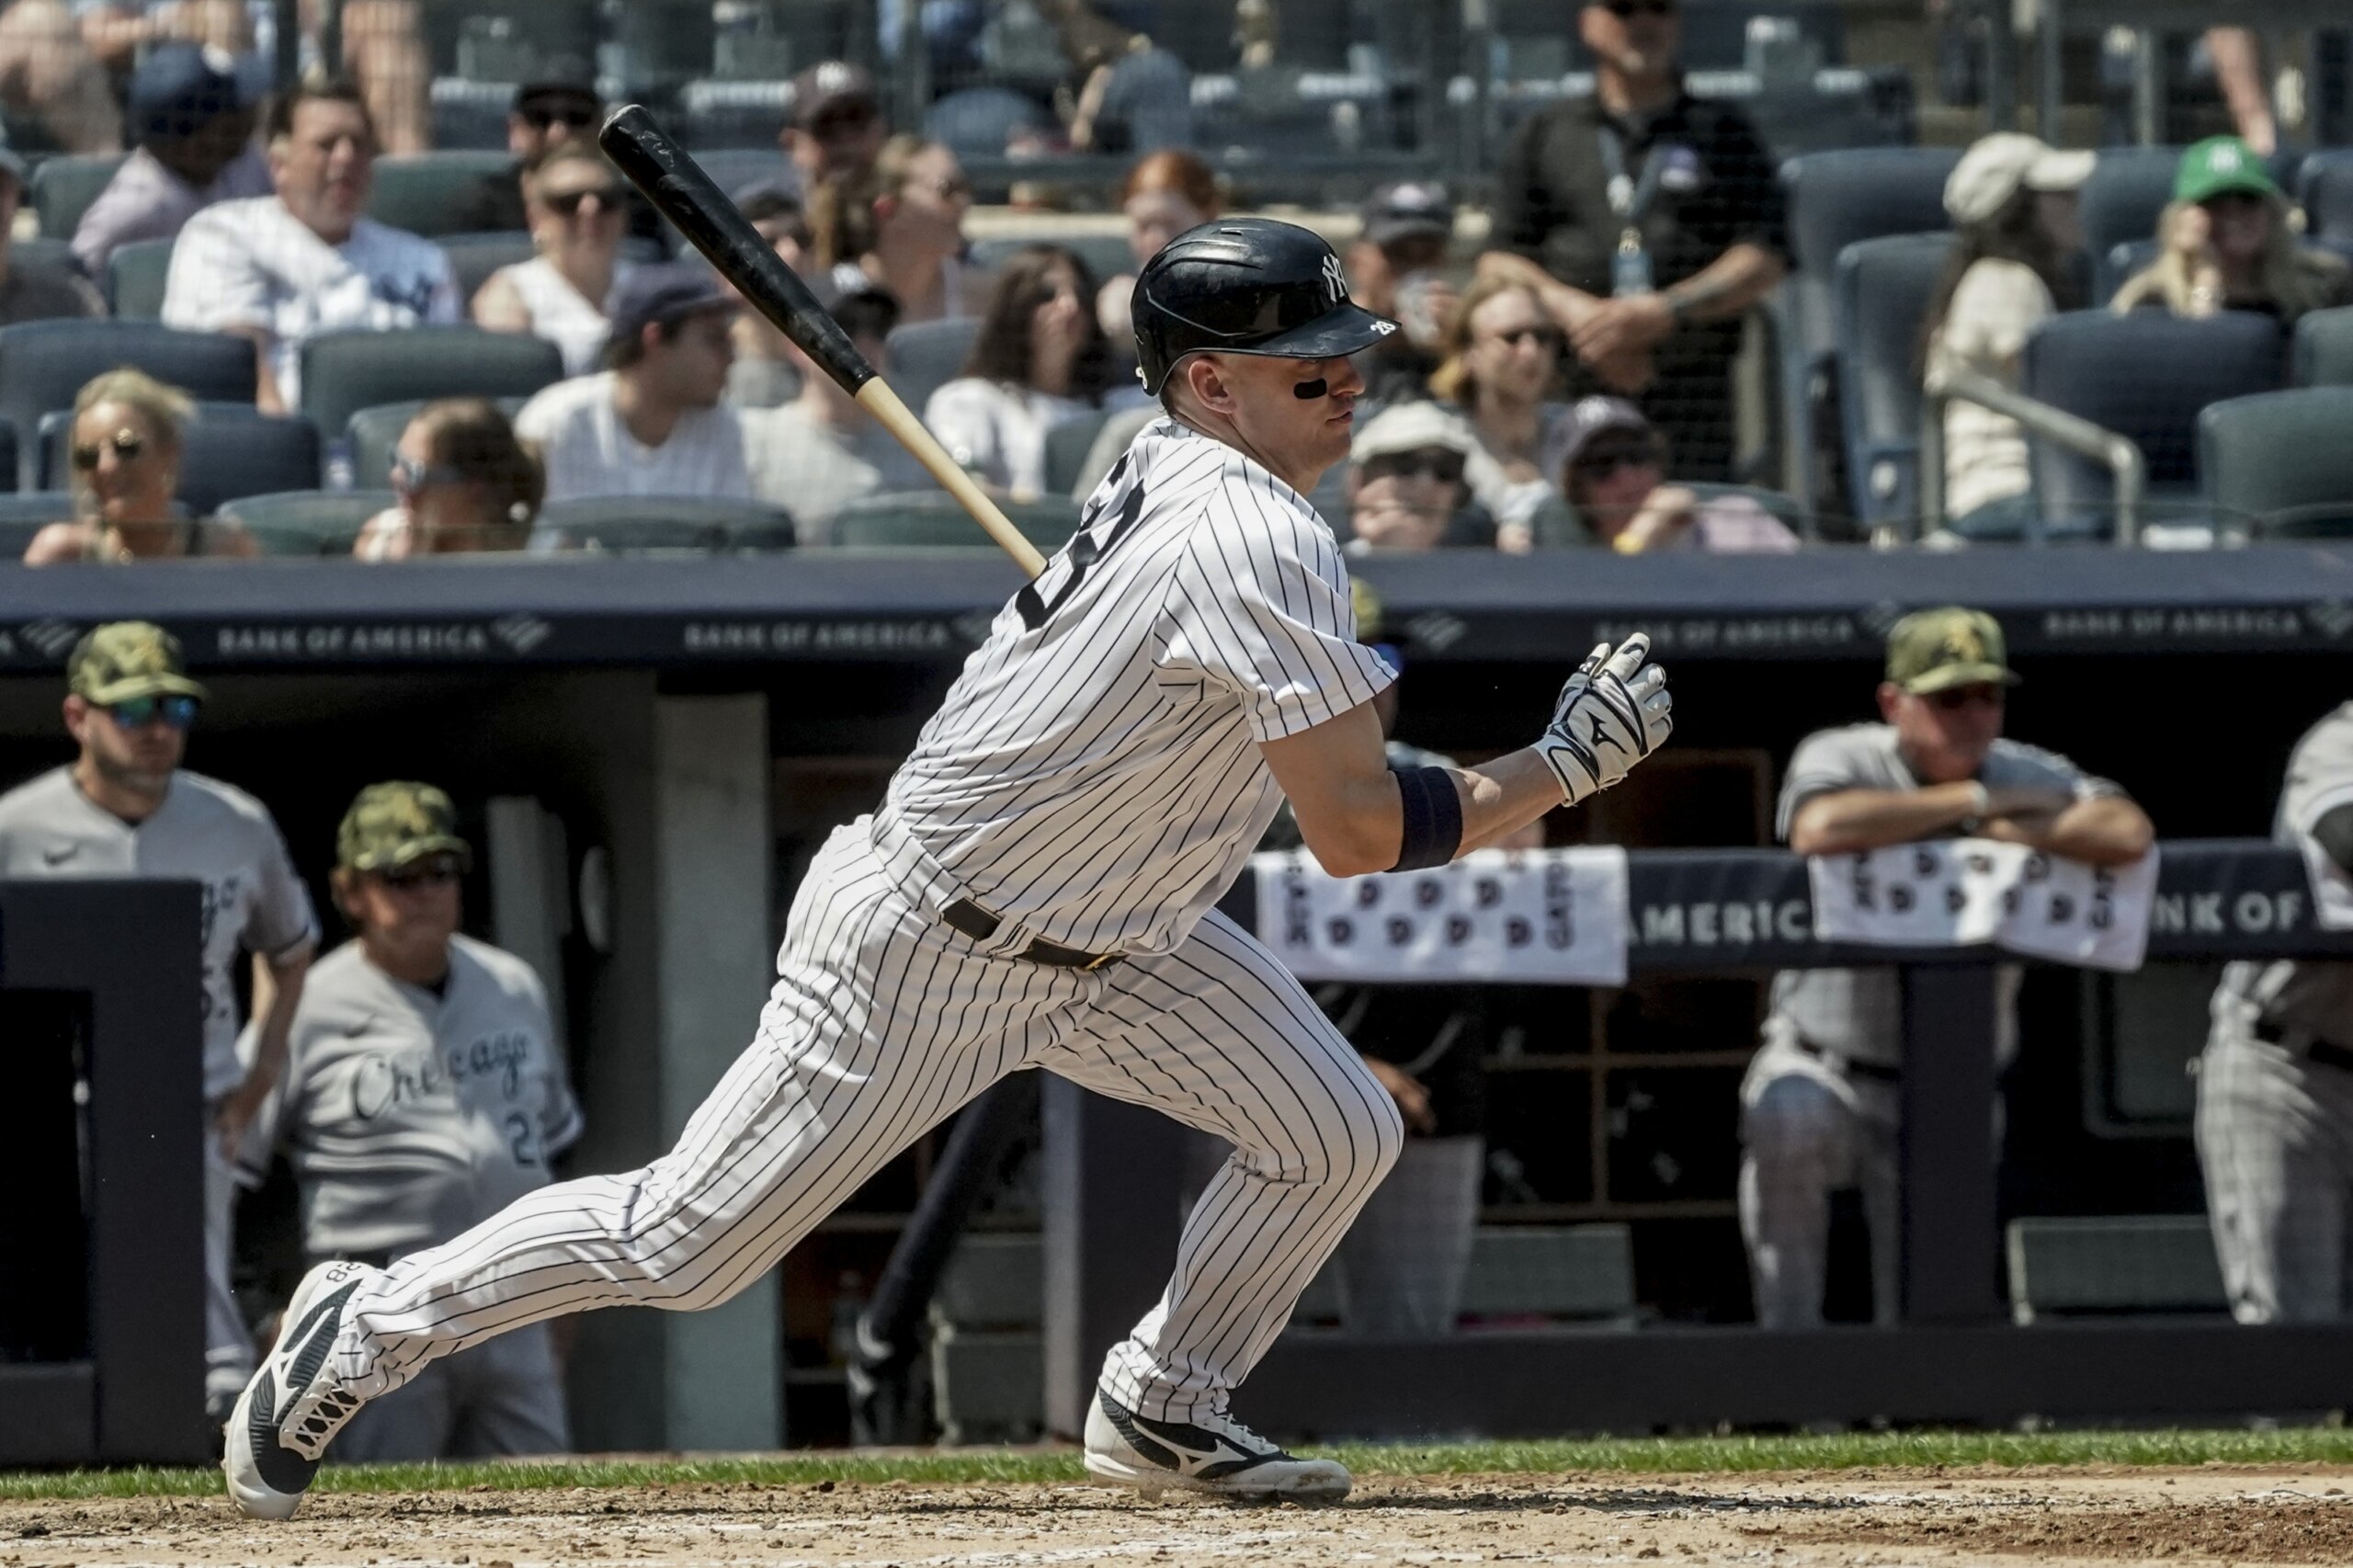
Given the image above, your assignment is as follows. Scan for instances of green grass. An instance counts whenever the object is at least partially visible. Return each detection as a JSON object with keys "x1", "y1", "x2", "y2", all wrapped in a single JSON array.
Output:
[{"x1": 8, "y1": 1427, "x2": 2353, "y2": 1503}]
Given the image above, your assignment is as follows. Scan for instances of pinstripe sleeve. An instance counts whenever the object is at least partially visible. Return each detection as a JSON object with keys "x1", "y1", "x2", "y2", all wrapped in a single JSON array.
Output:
[{"x1": 1160, "y1": 473, "x2": 1394, "y2": 743}]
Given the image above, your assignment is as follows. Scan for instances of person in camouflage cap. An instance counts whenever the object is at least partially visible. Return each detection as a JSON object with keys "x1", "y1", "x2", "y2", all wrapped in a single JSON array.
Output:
[{"x1": 0, "y1": 619, "x2": 316, "y2": 1426}]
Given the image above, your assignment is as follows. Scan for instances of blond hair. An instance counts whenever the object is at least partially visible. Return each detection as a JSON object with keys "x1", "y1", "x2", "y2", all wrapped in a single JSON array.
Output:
[
  {"x1": 2112, "y1": 195, "x2": 2351, "y2": 323},
  {"x1": 1427, "y1": 275, "x2": 1544, "y2": 404},
  {"x1": 74, "y1": 368, "x2": 192, "y2": 449}
]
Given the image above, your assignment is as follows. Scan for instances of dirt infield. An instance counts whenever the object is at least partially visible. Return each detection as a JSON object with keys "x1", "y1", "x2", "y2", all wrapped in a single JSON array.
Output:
[{"x1": 7, "y1": 1465, "x2": 2353, "y2": 1567}]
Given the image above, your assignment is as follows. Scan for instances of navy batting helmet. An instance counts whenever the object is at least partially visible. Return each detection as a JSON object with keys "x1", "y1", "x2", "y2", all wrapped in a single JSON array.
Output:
[{"x1": 1130, "y1": 218, "x2": 1397, "y2": 395}]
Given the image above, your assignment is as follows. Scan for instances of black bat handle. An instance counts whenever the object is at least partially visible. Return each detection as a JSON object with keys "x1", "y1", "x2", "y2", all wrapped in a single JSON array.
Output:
[{"x1": 597, "y1": 103, "x2": 876, "y2": 396}]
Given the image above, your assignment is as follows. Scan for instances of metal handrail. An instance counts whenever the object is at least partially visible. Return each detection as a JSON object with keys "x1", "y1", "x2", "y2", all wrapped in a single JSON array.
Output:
[{"x1": 1920, "y1": 366, "x2": 2148, "y2": 547}]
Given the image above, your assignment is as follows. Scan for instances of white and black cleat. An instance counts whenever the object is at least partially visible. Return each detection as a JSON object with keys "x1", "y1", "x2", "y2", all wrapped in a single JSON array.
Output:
[
  {"x1": 1084, "y1": 1388, "x2": 1352, "y2": 1505},
  {"x1": 222, "y1": 1259, "x2": 381, "y2": 1520}
]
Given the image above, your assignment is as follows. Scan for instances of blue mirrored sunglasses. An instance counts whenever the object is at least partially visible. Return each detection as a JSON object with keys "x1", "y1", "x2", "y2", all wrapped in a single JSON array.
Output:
[{"x1": 108, "y1": 694, "x2": 199, "y2": 729}]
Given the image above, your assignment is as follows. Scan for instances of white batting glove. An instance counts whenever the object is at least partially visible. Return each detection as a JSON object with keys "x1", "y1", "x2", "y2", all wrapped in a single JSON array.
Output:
[{"x1": 1535, "y1": 634, "x2": 1673, "y2": 804}]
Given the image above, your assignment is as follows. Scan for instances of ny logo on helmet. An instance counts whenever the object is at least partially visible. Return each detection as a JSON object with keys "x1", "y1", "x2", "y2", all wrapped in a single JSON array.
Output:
[{"x1": 1320, "y1": 254, "x2": 1347, "y2": 306}]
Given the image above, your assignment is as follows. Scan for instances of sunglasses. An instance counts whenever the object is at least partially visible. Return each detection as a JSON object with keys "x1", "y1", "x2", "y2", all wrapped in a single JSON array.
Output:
[
  {"x1": 1364, "y1": 450, "x2": 1467, "y2": 485},
  {"x1": 1925, "y1": 684, "x2": 2006, "y2": 712},
  {"x1": 523, "y1": 105, "x2": 598, "y2": 132},
  {"x1": 1491, "y1": 325, "x2": 1565, "y2": 351},
  {"x1": 72, "y1": 429, "x2": 143, "y2": 471},
  {"x1": 391, "y1": 454, "x2": 469, "y2": 492},
  {"x1": 379, "y1": 855, "x2": 462, "y2": 892},
  {"x1": 541, "y1": 185, "x2": 622, "y2": 217},
  {"x1": 107, "y1": 694, "x2": 199, "y2": 729},
  {"x1": 1572, "y1": 443, "x2": 1659, "y2": 479},
  {"x1": 1601, "y1": 0, "x2": 1677, "y2": 15}
]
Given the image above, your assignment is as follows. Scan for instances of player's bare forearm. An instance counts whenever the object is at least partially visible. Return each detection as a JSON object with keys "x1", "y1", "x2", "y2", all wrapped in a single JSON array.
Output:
[
  {"x1": 244, "y1": 941, "x2": 314, "y2": 1094},
  {"x1": 1453, "y1": 748, "x2": 1574, "y2": 854},
  {"x1": 1987, "y1": 795, "x2": 2155, "y2": 867},
  {"x1": 1789, "y1": 785, "x2": 1984, "y2": 856}
]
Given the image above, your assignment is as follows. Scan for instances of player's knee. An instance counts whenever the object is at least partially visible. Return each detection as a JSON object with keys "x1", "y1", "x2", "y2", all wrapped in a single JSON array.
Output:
[{"x1": 1743, "y1": 1074, "x2": 1841, "y2": 1167}]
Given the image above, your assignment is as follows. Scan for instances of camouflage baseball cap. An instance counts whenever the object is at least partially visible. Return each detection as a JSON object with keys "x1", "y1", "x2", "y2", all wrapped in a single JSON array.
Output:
[
  {"x1": 336, "y1": 781, "x2": 473, "y2": 874},
  {"x1": 67, "y1": 620, "x2": 207, "y2": 705},
  {"x1": 1885, "y1": 607, "x2": 2020, "y2": 695}
]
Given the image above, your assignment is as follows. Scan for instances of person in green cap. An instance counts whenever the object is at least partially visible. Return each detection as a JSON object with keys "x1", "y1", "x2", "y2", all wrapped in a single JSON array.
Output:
[
  {"x1": 1737, "y1": 607, "x2": 2152, "y2": 1329},
  {"x1": 239, "y1": 781, "x2": 581, "y2": 1461},
  {"x1": 2112, "y1": 135, "x2": 2351, "y2": 323},
  {"x1": 0, "y1": 620, "x2": 317, "y2": 1426}
]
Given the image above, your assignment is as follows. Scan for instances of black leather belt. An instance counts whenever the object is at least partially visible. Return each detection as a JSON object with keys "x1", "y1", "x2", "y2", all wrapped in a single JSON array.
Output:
[
  {"x1": 1795, "y1": 1038, "x2": 1902, "y2": 1084},
  {"x1": 941, "y1": 897, "x2": 1122, "y2": 971},
  {"x1": 2253, "y1": 1017, "x2": 2353, "y2": 1074}
]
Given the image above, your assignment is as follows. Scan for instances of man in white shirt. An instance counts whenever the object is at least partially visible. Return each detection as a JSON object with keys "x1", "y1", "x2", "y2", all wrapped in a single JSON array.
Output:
[
  {"x1": 516, "y1": 264, "x2": 754, "y2": 505},
  {"x1": 744, "y1": 285, "x2": 927, "y2": 540},
  {"x1": 161, "y1": 79, "x2": 459, "y2": 414}
]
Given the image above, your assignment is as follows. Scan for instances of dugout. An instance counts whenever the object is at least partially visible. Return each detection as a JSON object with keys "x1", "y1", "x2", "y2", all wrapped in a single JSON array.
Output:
[{"x1": 3, "y1": 543, "x2": 2351, "y2": 1450}]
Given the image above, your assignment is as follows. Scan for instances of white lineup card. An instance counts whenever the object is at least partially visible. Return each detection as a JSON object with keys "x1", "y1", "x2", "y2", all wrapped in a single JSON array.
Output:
[
  {"x1": 1807, "y1": 840, "x2": 2160, "y2": 972},
  {"x1": 1251, "y1": 847, "x2": 1631, "y2": 987}
]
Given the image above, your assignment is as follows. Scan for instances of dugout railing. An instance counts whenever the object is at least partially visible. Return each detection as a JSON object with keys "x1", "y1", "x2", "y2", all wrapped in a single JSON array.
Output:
[{"x1": 1040, "y1": 840, "x2": 2353, "y2": 1440}]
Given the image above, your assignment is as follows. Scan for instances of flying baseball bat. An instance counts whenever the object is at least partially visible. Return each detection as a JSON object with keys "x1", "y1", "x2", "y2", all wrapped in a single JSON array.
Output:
[{"x1": 597, "y1": 104, "x2": 1050, "y2": 579}]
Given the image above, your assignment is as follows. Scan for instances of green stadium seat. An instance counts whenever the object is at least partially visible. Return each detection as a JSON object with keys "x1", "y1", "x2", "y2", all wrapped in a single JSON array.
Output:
[
  {"x1": 830, "y1": 490, "x2": 1081, "y2": 551},
  {"x1": 36, "y1": 406, "x2": 318, "y2": 516},
  {"x1": 29, "y1": 153, "x2": 125, "y2": 239},
  {"x1": 2005, "y1": 1216, "x2": 2227, "y2": 1323},
  {"x1": 2200, "y1": 386, "x2": 2353, "y2": 539},
  {"x1": 106, "y1": 237, "x2": 176, "y2": 319},
  {"x1": 0, "y1": 319, "x2": 257, "y2": 488},
  {"x1": 530, "y1": 496, "x2": 797, "y2": 553},
  {"x1": 0, "y1": 493, "x2": 72, "y2": 541},
  {"x1": 2294, "y1": 306, "x2": 2353, "y2": 387},
  {"x1": 296, "y1": 327, "x2": 563, "y2": 440},
  {"x1": 436, "y1": 231, "x2": 537, "y2": 307},
  {"x1": 1042, "y1": 408, "x2": 1112, "y2": 498},
  {"x1": 365, "y1": 151, "x2": 514, "y2": 237},
  {"x1": 218, "y1": 489, "x2": 393, "y2": 556},
  {"x1": 342, "y1": 396, "x2": 528, "y2": 491}
]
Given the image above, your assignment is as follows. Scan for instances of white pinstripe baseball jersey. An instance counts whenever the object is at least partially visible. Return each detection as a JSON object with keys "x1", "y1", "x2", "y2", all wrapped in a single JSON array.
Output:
[{"x1": 890, "y1": 415, "x2": 1395, "y2": 957}]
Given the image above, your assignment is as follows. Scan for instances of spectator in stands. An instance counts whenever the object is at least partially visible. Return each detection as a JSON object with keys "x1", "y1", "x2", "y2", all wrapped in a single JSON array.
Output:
[
  {"x1": 2112, "y1": 137, "x2": 2352, "y2": 324},
  {"x1": 782, "y1": 62, "x2": 887, "y2": 189},
  {"x1": 162, "y1": 80, "x2": 460, "y2": 415},
  {"x1": 1347, "y1": 179, "x2": 1459, "y2": 406},
  {"x1": 449, "y1": 74, "x2": 666, "y2": 246},
  {"x1": 744, "y1": 287, "x2": 927, "y2": 542},
  {"x1": 1743, "y1": 612, "x2": 2153, "y2": 1331},
  {"x1": 472, "y1": 144, "x2": 639, "y2": 378},
  {"x1": 1480, "y1": 0, "x2": 1788, "y2": 481},
  {"x1": 0, "y1": 621, "x2": 317, "y2": 1424},
  {"x1": 0, "y1": 144, "x2": 102, "y2": 323},
  {"x1": 1096, "y1": 148, "x2": 1222, "y2": 342},
  {"x1": 817, "y1": 135, "x2": 975, "y2": 324},
  {"x1": 0, "y1": 0, "x2": 119, "y2": 151},
  {"x1": 76, "y1": 0, "x2": 255, "y2": 78},
  {"x1": 1039, "y1": 0, "x2": 1192, "y2": 155},
  {"x1": 335, "y1": 0, "x2": 426, "y2": 156},
  {"x1": 1342, "y1": 402, "x2": 1486, "y2": 553},
  {"x1": 24, "y1": 369, "x2": 257, "y2": 562},
  {"x1": 924, "y1": 244, "x2": 1129, "y2": 497},
  {"x1": 72, "y1": 41, "x2": 267, "y2": 278},
  {"x1": 728, "y1": 182, "x2": 814, "y2": 410},
  {"x1": 1923, "y1": 132, "x2": 2092, "y2": 540},
  {"x1": 516, "y1": 264, "x2": 750, "y2": 505},
  {"x1": 1430, "y1": 277, "x2": 1571, "y2": 548},
  {"x1": 1542, "y1": 395, "x2": 1797, "y2": 553},
  {"x1": 354, "y1": 399, "x2": 543, "y2": 559},
  {"x1": 252, "y1": 781, "x2": 580, "y2": 1461}
]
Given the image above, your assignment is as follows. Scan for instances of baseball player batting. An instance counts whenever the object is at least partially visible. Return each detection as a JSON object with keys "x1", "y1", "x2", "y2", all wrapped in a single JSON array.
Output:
[{"x1": 226, "y1": 218, "x2": 1673, "y2": 1517}]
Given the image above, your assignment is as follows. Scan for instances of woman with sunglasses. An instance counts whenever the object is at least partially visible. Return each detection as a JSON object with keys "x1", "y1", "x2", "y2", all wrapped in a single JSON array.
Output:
[
  {"x1": 354, "y1": 399, "x2": 544, "y2": 560},
  {"x1": 1541, "y1": 395, "x2": 1795, "y2": 553},
  {"x1": 2112, "y1": 137, "x2": 2351, "y2": 324},
  {"x1": 22, "y1": 369, "x2": 257, "y2": 563},
  {"x1": 1429, "y1": 276, "x2": 1573, "y2": 551},
  {"x1": 923, "y1": 244, "x2": 1132, "y2": 498},
  {"x1": 472, "y1": 144, "x2": 641, "y2": 377},
  {"x1": 813, "y1": 134, "x2": 975, "y2": 324}
]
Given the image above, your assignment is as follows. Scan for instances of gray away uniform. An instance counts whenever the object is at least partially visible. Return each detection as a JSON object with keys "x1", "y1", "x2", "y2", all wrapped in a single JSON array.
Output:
[
  {"x1": 0, "y1": 767, "x2": 317, "y2": 1412},
  {"x1": 261, "y1": 935, "x2": 582, "y2": 1460},
  {"x1": 1739, "y1": 724, "x2": 2120, "y2": 1328},
  {"x1": 2200, "y1": 704, "x2": 2353, "y2": 1322}
]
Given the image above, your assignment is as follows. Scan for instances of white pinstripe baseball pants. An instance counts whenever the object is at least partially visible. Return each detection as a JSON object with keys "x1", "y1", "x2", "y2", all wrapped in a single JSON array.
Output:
[{"x1": 329, "y1": 814, "x2": 1403, "y2": 1423}]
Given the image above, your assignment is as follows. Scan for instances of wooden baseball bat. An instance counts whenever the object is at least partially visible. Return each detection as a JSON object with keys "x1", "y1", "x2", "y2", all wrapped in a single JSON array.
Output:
[{"x1": 597, "y1": 103, "x2": 1049, "y2": 579}]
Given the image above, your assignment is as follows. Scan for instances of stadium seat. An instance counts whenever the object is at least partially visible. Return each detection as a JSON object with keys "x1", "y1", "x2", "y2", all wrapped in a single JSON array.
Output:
[
  {"x1": 28, "y1": 153, "x2": 125, "y2": 240},
  {"x1": 364, "y1": 151, "x2": 515, "y2": 237},
  {"x1": 0, "y1": 494, "x2": 72, "y2": 554},
  {"x1": 2200, "y1": 386, "x2": 2353, "y2": 538},
  {"x1": 968, "y1": 234, "x2": 1137, "y2": 292},
  {"x1": 2096, "y1": 238, "x2": 2158, "y2": 307},
  {"x1": 1041, "y1": 408, "x2": 1113, "y2": 498},
  {"x1": 436, "y1": 231, "x2": 537, "y2": 307},
  {"x1": 0, "y1": 319, "x2": 257, "y2": 487},
  {"x1": 2294, "y1": 305, "x2": 2353, "y2": 386},
  {"x1": 2299, "y1": 148, "x2": 2353, "y2": 245},
  {"x1": 831, "y1": 490, "x2": 1080, "y2": 551},
  {"x1": 1775, "y1": 149, "x2": 1960, "y2": 513},
  {"x1": 2005, "y1": 1216, "x2": 2225, "y2": 1323},
  {"x1": 106, "y1": 237, "x2": 175, "y2": 319},
  {"x1": 0, "y1": 418, "x2": 21, "y2": 494},
  {"x1": 296, "y1": 327, "x2": 564, "y2": 441},
  {"x1": 1833, "y1": 232, "x2": 1949, "y2": 529},
  {"x1": 36, "y1": 406, "x2": 319, "y2": 517},
  {"x1": 342, "y1": 396, "x2": 529, "y2": 492},
  {"x1": 669, "y1": 148, "x2": 796, "y2": 205},
  {"x1": 530, "y1": 496, "x2": 797, "y2": 553},
  {"x1": 14, "y1": 236, "x2": 78, "y2": 278},
  {"x1": 217, "y1": 489, "x2": 393, "y2": 556},
  {"x1": 2079, "y1": 146, "x2": 2187, "y2": 266},
  {"x1": 2018, "y1": 309, "x2": 2284, "y2": 540},
  {"x1": 886, "y1": 319, "x2": 983, "y2": 421}
]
